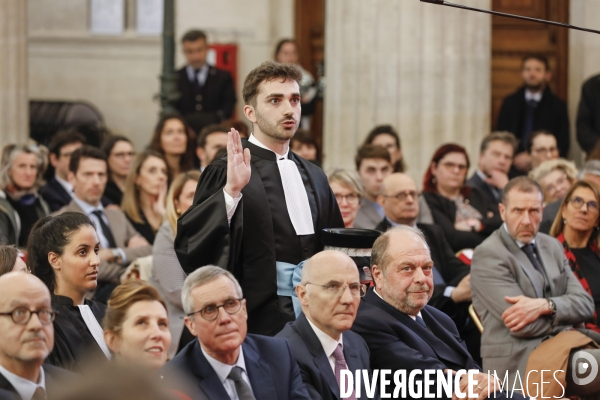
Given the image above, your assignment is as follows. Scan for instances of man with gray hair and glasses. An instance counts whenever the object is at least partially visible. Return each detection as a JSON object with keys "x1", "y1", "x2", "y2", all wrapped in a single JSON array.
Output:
[{"x1": 163, "y1": 265, "x2": 310, "y2": 400}]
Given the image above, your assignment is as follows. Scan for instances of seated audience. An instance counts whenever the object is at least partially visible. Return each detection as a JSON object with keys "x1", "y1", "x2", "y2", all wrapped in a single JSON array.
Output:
[
  {"x1": 353, "y1": 145, "x2": 392, "y2": 229},
  {"x1": 529, "y1": 158, "x2": 577, "y2": 205},
  {"x1": 351, "y1": 226, "x2": 518, "y2": 400},
  {"x1": 422, "y1": 143, "x2": 502, "y2": 252},
  {"x1": 550, "y1": 180, "x2": 600, "y2": 332},
  {"x1": 195, "y1": 125, "x2": 228, "y2": 171},
  {"x1": 276, "y1": 250, "x2": 373, "y2": 399},
  {"x1": 290, "y1": 129, "x2": 320, "y2": 166},
  {"x1": 121, "y1": 151, "x2": 168, "y2": 244},
  {"x1": 55, "y1": 146, "x2": 152, "y2": 302},
  {"x1": 375, "y1": 173, "x2": 478, "y2": 361},
  {"x1": 471, "y1": 177, "x2": 600, "y2": 396},
  {"x1": 0, "y1": 143, "x2": 50, "y2": 247},
  {"x1": 41, "y1": 130, "x2": 85, "y2": 212},
  {"x1": 152, "y1": 170, "x2": 201, "y2": 357},
  {"x1": 103, "y1": 280, "x2": 171, "y2": 370},
  {"x1": 163, "y1": 266, "x2": 310, "y2": 399},
  {"x1": 0, "y1": 246, "x2": 27, "y2": 276},
  {"x1": 527, "y1": 130, "x2": 560, "y2": 171},
  {"x1": 539, "y1": 160, "x2": 600, "y2": 234},
  {"x1": 28, "y1": 213, "x2": 111, "y2": 372},
  {"x1": 149, "y1": 114, "x2": 196, "y2": 180},
  {"x1": 363, "y1": 124, "x2": 405, "y2": 172},
  {"x1": 101, "y1": 135, "x2": 135, "y2": 206},
  {"x1": 467, "y1": 131, "x2": 517, "y2": 206},
  {"x1": 327, "y1": 168, "x2": 363, "y2": 228},
  {"x1": 0, "y1": 272, "x2": 73, "y2": 400}
]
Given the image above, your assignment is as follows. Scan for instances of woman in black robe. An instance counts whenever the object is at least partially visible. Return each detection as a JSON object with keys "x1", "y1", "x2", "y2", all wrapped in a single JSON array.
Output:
[{"x1": 28, "y1": 212, "x2": 110, "y2": 373}]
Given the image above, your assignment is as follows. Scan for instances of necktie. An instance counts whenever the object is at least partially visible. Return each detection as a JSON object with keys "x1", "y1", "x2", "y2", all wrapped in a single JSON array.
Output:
[
  {"x1": 77, "y1": 304, "x2": 112, "y2": 359},
  {"x1": 32, "y1": 387, "x2": 46, "y2": 400},
  {"x1": 276, "y1": 157, "x2": 315, "y2": 235},
  {"x1": 522, "y1": 99, "x2": 538, "y2": 150},
  {"x1": 332, "y1": 344, "x2": 356, "y2": 400},
  {"x1": 228, "y1": 366, "x2": 256, "y2": 400},
  {"x1": 415, "y1": 315, "x2": 428, "y2": 330},
  {"x1": 522, "y1": 243, "x2": 545, "y2": 276},
  {"x1": 91, "y1": 210, "x2": 117, "y2": 249}
]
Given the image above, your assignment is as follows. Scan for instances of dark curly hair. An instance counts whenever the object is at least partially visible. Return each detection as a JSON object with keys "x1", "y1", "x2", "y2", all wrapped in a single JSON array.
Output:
[{"x1": 28, "y1": 212, "x2": 95, "y2": 292}]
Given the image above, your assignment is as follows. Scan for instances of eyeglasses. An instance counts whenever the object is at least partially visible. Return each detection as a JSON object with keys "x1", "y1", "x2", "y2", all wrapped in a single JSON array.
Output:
[
  {"x1": 569, "y1": 196, "x2": 599, "y2": 213},
  {"x1": 111, "y1": 151, "x2": 135, "y2": 160},
  {"x1": 305, "y1": 282, "x2": 367, "y2": 298},
  {"x1": 383, "y1": 190, "x2": 419, "y2": 202},
  {"x1": 334, "y1": 193, "x2": 360, "y2": 205},
  {"x1": 439, "y1": 162, "x2": 468, "y2": 172},
  {"x1": 187, "y1": 298, "x2": 243, "y2": 321},
  {"x1": 0, "y1": 307, "x2": 57, "y2": 325}
]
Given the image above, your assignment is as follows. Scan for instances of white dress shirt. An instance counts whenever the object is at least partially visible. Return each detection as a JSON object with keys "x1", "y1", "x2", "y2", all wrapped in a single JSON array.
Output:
[
  {"x1": 525, "y1": 89, "x2": 543, "y2": 103},
  {"x1": 306, "y1": 317, "x2": 344, "y2": 373},
  {"x1": 0, "y1": 364, "x2": 45, "y2": 400},
  {"x1": 186, "y1": 64, "x2": 210, "y2": 87},
  {"x1": 201, "y1": 346, "x2": 254, "y2": 400},
  {"x1": 54, "y1": 174, "x2": 74, "y2": 197}
]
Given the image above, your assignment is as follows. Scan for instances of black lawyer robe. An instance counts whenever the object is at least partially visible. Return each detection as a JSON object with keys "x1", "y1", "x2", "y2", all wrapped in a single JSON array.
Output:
[{"x1": 175, "y1": 139, "x2": 344, "y2": 336}]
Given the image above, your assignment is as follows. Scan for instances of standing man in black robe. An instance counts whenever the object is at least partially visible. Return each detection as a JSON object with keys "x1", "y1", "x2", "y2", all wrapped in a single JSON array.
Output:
[{"x1": 175, "y1": 61, "x2": 344, "y2": 336}]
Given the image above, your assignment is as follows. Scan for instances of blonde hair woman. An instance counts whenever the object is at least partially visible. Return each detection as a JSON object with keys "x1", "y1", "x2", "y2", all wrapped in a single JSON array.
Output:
[
  {"x1": 151, "y1": 170, "x2": 200, "y2": 358},
  {"x1": 529, "y1": 158, "x2": 578, "y2": 205},
  {"x1": 327, "y1": 168, "x2": 364, "y2": 228}
]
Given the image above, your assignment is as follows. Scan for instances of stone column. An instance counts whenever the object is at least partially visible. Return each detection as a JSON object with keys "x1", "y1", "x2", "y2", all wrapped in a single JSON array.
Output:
[
  {"x1": 0, "y1": 0, "x2": 28, "y2": 145},
  {"x1": 323, "y1": 0, "x2": 491, "y2": 183}
]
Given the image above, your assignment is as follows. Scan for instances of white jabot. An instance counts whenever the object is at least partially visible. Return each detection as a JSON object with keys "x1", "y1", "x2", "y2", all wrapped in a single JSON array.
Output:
[
  {"x1": 248, "y1": 134, "x2": 314, "y2": 235},
  {"x1": 77, "y1": 305, "x2": 111, "y2": 359}
]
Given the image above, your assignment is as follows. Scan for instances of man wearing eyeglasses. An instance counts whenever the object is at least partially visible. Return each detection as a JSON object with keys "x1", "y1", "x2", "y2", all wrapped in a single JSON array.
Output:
[
  {"x1": 164, "y1": 265, "x2": 310, "y2": 400},
  {"x1": 0, "y1": 272, "x2": 71, "y2": 400},
  {"x1": 374, "y1": 173, "x2": 479, "y2": 362},
  {"x1": 276, "y1": 250, "x2": 374, "y2": 400}
]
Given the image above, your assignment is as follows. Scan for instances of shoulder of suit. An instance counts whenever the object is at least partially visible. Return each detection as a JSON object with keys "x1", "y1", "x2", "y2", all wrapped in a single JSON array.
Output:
[
  {"x1": 536, "y1": 232, "x2": 562, "y2": 250},
  {"x1": 245, "y1": 333, "x2": 289, "y2": 352}
]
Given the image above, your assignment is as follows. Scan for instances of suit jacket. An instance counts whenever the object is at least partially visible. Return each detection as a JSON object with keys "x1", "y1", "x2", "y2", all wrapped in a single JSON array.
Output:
[
  {"x1": 40, "y1": 177, "x2": 72, "y2": 212},
  {"x1": 422, "y1": 188, "x2": 502, "y2": 252},
  {"x1": 175, "y1": 66, "x2": 236, "y2": 134},
  {"x1": 539, "y1": 198, "x2": 562, "y2": 234},
  {"x1": 276, "y1": 313, "x2": 373, "y2": 400},
  {"x1": 466, "y1": 173, "x2": 502, "y2": 206},
  {"x1": 0, "y1": 191, "x2": 50, "y2": 247},
  {"x1": 54, "y1": 200, "x2": 152, "y2": 282},
  {"x1": 0, "y1": 364, "x2": 75, "y2": 400},
  {"x1": 496, "y1": 86, "x2": 570, "y2": 157},
  {"x1": 163, "y1": 335, "x2": 310, "y2": 400},
  {"x1": 353, "y1": 198, "x2": 381, "y2": 229},
  {"x1": 471, "y1": 227, "x2": 594, "y2": 383},
  {"x1": 577, "y1": 73, "x2": 600, "y2": 152}
]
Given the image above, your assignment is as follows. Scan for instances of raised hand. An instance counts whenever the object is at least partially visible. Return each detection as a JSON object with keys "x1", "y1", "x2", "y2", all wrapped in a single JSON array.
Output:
[{"x1": 223, "y1": 128, "x2": 251, "y2": 198}]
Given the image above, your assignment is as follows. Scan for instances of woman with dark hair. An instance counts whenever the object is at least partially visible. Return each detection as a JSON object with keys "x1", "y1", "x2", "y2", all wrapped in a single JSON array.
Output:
[
  {"x1": 101, "y1": 135, "x2": 135, "y2": 206},
  {"x1": 422, "y1": 143, "x2": 501, "y2": 252},
  {"x1": 121, "y1": 151, "x2": 168, "y2": 243},
  {"x1": 0, "y1": 245, "x2": 27, "y2": 275},
  {"x1": 550, "y1": 180, "x2": 600, "y2": 332},
  {"x1": 363, "y1": 124, "x2": 405, "y2": 172},
  {"x1": 148, "y1": 114, "x2": 196, "y2": 180},
  {"x1": 28, "y1": 212, "x2": 111, "y2": 372}
]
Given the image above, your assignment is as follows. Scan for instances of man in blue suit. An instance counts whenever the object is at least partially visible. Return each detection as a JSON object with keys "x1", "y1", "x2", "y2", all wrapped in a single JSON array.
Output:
[
  {"x1": 352, "y1": 226, "x2": 526, "y2": 400},
  {"x1": 163, "y1": 265, "x2": 310, "y2": 400},
  {"x1": 277, "y1": 250, "x2": 374, "y2": 400}
]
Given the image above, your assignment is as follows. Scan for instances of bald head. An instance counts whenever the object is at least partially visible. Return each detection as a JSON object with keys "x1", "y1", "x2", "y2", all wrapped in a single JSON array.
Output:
[
  {"x1": 378, "y1": 173, "x2": 419, "y2": 225},
  {"x1": 297, "y1": 250, "x2": 361, "y2": 340},
  {"x1": 0, "y1": 272, "x2": 50, "y2": 302}
]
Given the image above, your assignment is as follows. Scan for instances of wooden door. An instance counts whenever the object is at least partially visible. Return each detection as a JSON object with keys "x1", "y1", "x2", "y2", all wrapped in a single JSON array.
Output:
[{"x1": 491, "y1": 0, "x2": 569, "y2": 130}]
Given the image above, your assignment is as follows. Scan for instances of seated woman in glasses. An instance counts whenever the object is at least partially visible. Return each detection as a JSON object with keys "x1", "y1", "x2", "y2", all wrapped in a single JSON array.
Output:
[
  {"x1": 0, "y1": 245, "x2": 28, "y2": 276},
  {"x1": 327, "y1": 168, "x2": 364, "y2": 228},
  {"x1": 550, "y1": 180, "x2": 600, "y2": 332},
  {"x1": 28, "y1": 212, "x2": 111, "y2": 373},
  {"x1": 422, "y1": 143, "x2": 502, "y2": 252},
  {"x1": 103, "y1": 280, "x2": 171, "y2": 370},
  {"x1": 529, "y1": 158, "x2": 578, "y2": 206}
]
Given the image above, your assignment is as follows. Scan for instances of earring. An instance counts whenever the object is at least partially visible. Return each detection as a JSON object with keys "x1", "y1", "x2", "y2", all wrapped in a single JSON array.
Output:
[
  {"x1": 563, "y1": 219, "x2": 566, "y2": 225},
  {"x1": 176, "y1": 209, "x2": 181, "y2": 215}
]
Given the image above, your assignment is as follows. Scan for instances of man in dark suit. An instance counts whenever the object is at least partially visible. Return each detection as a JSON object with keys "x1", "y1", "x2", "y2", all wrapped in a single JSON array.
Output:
[
  {"x1": 496, "y1": 54, "x2": 569, "y2": 173},
  {"x1": 0, "y1": 272, "x2": 73, "y2": 400},
  {"x1": 467, "y1": 132, "x2": 517, "y2": 206},
  {"x1": 175, "y1": 29, "x2": 237, "y2": 134},
  {"x1": 163, "y1": 266, "x2": 310, "y2": 399},
  {"x1": 352, "y1": 226, "x2": 524, "y2": 400},
  {"x1": 375, "y1": 173, "x2": 478, "y2": 361},
  {"x1": 277, "y1": 250, "x2": 373, "y2": 399},
  {"x1": 576, "y1": 72, "x2": 600, "y2": 153}
]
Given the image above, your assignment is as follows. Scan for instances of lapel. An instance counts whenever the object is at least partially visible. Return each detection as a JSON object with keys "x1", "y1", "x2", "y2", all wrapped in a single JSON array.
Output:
[
  {"x1": 188, "y1": 341, "x2": 231, "y2": 400},
  {"x1": 243, "y1": 338, "x2": 279, "y2": 400},
  {"x1": 241, "y1": 140, "x2": 276, "y2": 233},
  {"x1": 289, "y1": 152, "x2": 319, "y2": 227},
  {"x1": 536, "y1": 235, "x2": 562, "y2": 296},
  {"x1": 50, "y1": 178, "x2": 72, "y2": 203},
  {"x1": 498, "y1": 228, "x2": 545, "y2": 298},
  {"x1": 0, "y1": 373, "x2": 16, "y2": 395},
  {"x1": 294, "y1": 314, "x2": 340, "y2": 397}
]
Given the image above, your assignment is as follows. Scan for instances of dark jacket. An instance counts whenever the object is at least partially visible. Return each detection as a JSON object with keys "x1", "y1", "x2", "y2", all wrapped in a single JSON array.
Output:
[
  {"x1": 0, "y1": 190, "x2": 50, "y2": 246},
  {"x1": 0, "y1": 364, "x2": 75, "y2": 400},
  {"x1": 496, "y1": 85, "x2": 570, "y2": 157},
  {"x1": 577, "y1": 73, "x2": 600, "y2": 152},
  {"x1": 40, "y1": 177, "x2": 72, "y2": 212},
  {"x1": 163, "y1": 334, "x2": 310, "y2": 400},
  {"x1": 466, "y1": 172, "x2": 502, "y2": 206}
]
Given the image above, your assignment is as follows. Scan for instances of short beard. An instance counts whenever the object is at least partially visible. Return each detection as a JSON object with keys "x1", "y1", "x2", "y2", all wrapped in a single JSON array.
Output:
[
  {"x1": 525, "y1": 82, "x2": 543, "y2": 92},
  {"x1": 255, "y1": 109, "x2": 297, "y2": 142},
  {"x1": 382, "y1": 282, "x2": 431, "y2": 316}
]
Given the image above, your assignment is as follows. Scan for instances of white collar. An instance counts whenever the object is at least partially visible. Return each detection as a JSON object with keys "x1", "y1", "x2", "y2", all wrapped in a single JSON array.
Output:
[
  {"x1": 0, "y1": 364, "x2": 45, "y2": 400},
  {"x1": 502, "y1": 223, "x2": 536, "y2": 248},
  {"x1": 201, "y1": 344, "x2": 247, "y2": 384},
  {"x1": 248, "y1": 134, "x2": 289, "y2": 160},
  {"x1": 305, "y1": 315, "x2": 343, "y2": 357},
  {"x1": 525, "y1": 89, "x2": 542, "y2": 102},
  {"x1": 373, "y1": 288, "x2": 423, "y2": 321},
  {"x1": 54, "y1": 174, "x2": 73, "y2": 193}
]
